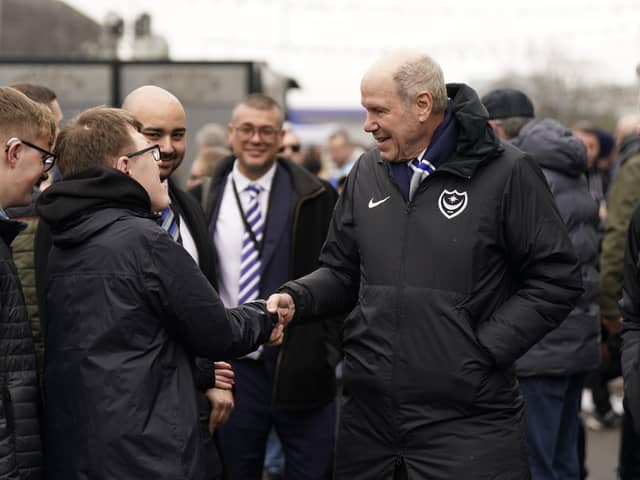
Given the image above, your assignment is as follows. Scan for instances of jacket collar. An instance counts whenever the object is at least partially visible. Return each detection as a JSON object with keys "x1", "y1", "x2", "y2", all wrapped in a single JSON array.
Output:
[{"x1": 375, "y1": 83, "x2": 504, "y2": 180}]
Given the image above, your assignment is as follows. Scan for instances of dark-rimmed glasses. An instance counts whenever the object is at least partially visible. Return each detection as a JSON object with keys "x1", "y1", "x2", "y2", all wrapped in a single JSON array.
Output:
[
  {"x1": 233, "y1": 124, "x2": 279, "y2": 142},
  {"x1": 5, "y1": 138, "x2": 57, "y2": 172},
  {"x1": 125, "y1": 144, "x2": 161, "y2": 162}
]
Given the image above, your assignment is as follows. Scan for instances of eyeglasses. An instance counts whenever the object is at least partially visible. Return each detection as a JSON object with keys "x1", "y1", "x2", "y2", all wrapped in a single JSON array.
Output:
[
  {"x1": 5, "y1": 138, "x2": 57, "y2": 172},
  {"x1": 233, "y1": 123, "x2": 279, "y2": 142},
  {"x1": 278, "y1": 144, "x2": 301, "y2": 154},
  {"x1": 124, "y1": 144, "x2": 161, "y2": 162}
]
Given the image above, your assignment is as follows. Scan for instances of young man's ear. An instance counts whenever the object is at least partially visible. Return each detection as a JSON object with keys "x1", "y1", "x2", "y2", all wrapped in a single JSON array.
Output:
[
  {"x1": 4, "y1": 138, "x2": 21, "y2": 168},
  {"x1": 115, "y1": 155, "x2": 131, "y2": 175}
]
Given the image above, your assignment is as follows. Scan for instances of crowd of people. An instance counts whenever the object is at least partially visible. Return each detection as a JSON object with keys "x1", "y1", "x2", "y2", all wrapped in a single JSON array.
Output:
[{"x1": 0, "y1": 50, "x2": 639, "y2": 480}]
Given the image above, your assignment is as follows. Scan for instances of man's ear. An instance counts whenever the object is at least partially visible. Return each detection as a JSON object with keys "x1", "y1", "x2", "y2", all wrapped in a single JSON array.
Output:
[
  {"x1": 4, "y1": 138, "x2": 21, "y2": 168},
  {"x1": 416, "y1": 91, "x2": 433, "y2": 122},
  {"x1": 115, "y1": 155, "x2": 131, "y2": 175}
]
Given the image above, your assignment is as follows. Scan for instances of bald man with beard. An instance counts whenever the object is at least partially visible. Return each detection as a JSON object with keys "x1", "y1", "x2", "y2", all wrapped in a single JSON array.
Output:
[{"x1": 123, "y1": 86, "x2": 228, "y2": 480}]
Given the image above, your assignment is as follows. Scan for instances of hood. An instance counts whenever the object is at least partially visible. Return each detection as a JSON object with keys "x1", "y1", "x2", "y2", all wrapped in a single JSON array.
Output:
[
  {"x1": 444, "y1": 83, "x2": 504, "y2": 178},
  {"x1": 512, "y1": 119, "x2": 587, "y2": 177},
  {"x1": 37, "y1": 166, "x2": 154, "y2": 247}
]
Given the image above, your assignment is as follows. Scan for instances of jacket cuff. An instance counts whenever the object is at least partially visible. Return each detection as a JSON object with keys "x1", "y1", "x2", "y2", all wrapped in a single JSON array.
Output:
[{"x1": 193, "y1": 357, "x2": 216, "y2": 392}]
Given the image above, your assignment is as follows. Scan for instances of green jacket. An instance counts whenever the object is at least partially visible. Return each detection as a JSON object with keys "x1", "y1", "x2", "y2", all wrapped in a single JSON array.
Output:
[
  {"x1": 600, "y1": 148, "x2": 640, "y2": 318},
  {"x1": 11, "y1": 217, "x2": 44, "y2": 378}
]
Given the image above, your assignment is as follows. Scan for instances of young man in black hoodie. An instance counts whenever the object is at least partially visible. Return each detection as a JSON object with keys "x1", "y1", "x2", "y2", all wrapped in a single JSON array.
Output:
[{"x1": 37, "y1": 106, "x2": 280, "y2": 480}]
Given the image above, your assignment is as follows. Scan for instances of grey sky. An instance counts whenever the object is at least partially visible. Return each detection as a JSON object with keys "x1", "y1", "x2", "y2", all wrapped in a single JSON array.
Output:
[{"x1": 64, "y1": 0, "x2": 640, "y2": 109}]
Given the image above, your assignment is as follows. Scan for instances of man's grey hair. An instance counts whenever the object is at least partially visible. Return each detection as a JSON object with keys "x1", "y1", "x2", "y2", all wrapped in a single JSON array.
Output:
[
  {"x1": 495, "y1": 117, "x2": 532, "y2": 140},
  {"x1": 393, "y1": 55, "x2": 448, "y2": 114}
]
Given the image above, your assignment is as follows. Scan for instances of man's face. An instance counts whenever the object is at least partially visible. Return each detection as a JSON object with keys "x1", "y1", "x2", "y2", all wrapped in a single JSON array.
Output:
[
  {"x1": 572, "y1": 130, "x2": 600, "y2": 169},
  {"x1": 228, "y1": 105, "x2": 284, "y2": 179},
  {"x1": 328, "y1": 135, "x2": 352, "y2": 167},
  {"x1": 186, "y1": 159, "x2": 208, "y2": 190},
  {"x1": 133, "y1": 100, "x2": 186, "y2": 180},
  {"x1": 124, "y1": 127, "x2": 170, "y2": 211},
  {"x1": 361, "y1": 74, "x2": 426, "y2": 162},
  {"x1": 279, "y1": 131, "x2": 303, "y2": 164},
  {"x1": 5, "y1": 135, "x2": 50, "y2": 207}
]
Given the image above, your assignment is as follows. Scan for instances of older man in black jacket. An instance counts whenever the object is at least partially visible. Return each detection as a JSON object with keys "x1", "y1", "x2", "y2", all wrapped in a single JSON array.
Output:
[
  {"x1": 269, "y1": 53, "x2": 583, "y2": 480},
  {"x1": 37, "y1": 106, "x2": 279, "y2": 480}
]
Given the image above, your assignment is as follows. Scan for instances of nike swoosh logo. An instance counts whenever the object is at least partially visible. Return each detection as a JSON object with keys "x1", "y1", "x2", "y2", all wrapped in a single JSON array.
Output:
[{"x1": 368, "y1": 196, "x2": 391, "y2": 208}]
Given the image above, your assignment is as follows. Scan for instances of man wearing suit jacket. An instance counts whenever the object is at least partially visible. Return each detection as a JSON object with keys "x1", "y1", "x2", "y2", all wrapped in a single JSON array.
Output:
[
  {"x1": 205, "y1": 94, "x2": 340, "y2": 480},
  {"x1": 122, "y1": 85, "x2": 229, "y2": 480}
]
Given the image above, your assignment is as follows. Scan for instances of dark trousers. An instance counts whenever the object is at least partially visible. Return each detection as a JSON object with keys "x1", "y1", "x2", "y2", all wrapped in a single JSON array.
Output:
[
  {"x1": 619, "y1": 409, "x2": 640, "y2": 479},
  {"x1": 218, "y1": 358, "x2": 336, "y2": 480},
  {"x1": 519, "y1": 374, "x2": 584, "y2": 480}
]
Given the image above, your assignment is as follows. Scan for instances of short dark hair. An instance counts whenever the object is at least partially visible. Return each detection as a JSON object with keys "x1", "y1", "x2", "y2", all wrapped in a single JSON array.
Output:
[
  {"x1": 232, "y1": 94, "x2": 283, "y2": 126},
  {"x1": 55, "y1": 107, "x2": 141, "y2": 177},
  {"x1": 10, "y1": 82, "x2": 57, "y2": 105}
]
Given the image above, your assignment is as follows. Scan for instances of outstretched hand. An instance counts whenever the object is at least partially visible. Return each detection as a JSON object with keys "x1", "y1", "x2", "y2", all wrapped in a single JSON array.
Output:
[{"x1": 266, "y1": 293, "x2": 296, "y2": 327}]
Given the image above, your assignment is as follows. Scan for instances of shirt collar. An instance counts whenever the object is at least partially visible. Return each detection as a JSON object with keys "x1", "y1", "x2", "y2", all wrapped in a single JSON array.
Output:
[
  {"x1": 0, "y1": 207, "x2": 8, "y2": 220},
  {"x1": 231, "y1": 159, "x2": 277, "y2": 193}
]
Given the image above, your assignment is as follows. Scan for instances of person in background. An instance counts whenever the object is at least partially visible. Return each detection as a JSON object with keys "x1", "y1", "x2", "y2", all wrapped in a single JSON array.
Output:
[
  {"x1": 195, "y1": 122, "x2": 228, "y2": 150},
  {"x1": 205, "y1": 94, "x2": 340, "y2": 480},
  {"x1": 6, "y1": 82, "x2": 63, "y2": 382},
  {"x1": 327, "y1": 128, "x2": 363, "y2": 188},
  {"x1": 599, "y1": 108, "x2": 640, "y2": 479},
  {"x1": 483, "y1": 88, "x2": 600, "y2": 480},
  {"x1": 122, "y1": 85, "x2": 232, "y2": 479},
  {"x1": 0, "y1": 85, "x2": 56, "y2": 479},
  {"x1": 187, "y1": 146, "x2": 231, "y2": 208}
]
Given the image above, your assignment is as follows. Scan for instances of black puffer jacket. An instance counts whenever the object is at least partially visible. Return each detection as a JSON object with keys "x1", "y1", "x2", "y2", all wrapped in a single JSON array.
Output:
[
  {"x1": 512, "y1": 119, "x2": 601, "y2": 376},
  {"x1": 0, "y1": 218, "x2": 42, "y2": 480},
  {"x1": 282, "y1": 84, "x2": 583, "y2": 479},
  {"x1": 37, "y1": 167, "x2": 274, "y2": 480}
]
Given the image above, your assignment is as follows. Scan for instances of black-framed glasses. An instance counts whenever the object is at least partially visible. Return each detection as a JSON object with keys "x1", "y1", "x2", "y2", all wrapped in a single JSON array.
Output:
[
  {"x1": 233, "y1": 123, "x2": 279, "y2": 142},
  {"x1": 7, "y1": 138, "x2": 57, "y2": 172},
  {"x1": 125, "y1": 144, "x2": 161, "y2": 162},
  {"x1": 278, "y1": 144, "x2": 301, "y2": 154}
]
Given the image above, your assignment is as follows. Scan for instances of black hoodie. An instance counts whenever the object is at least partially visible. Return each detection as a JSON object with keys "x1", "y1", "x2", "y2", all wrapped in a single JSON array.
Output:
[{"x1": 37, "y1": 166, "x2": 274, "y2": 480}]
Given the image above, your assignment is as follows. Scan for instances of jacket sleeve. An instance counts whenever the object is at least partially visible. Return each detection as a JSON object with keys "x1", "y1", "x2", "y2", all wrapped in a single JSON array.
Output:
[
  {"x1": 476, "y1": 155, "x2": 584, "y2": 367},
  {"x1": 145, "y1": 231, "x2": 275, "y2": 359},
  {"x1": 621, "y1": 205, "x2": 640, "y2": 433},
  {"x1": 280, "y1": 161, "x2": 361, "y2": 319},
  {"x1": 600, "y1": 154, "x2": 640, "y2": 319}
]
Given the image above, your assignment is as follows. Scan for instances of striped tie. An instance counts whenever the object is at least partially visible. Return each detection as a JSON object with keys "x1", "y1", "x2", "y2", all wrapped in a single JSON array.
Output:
[
  {"x1": 238, "y1": 184, "x2": 263, "y2": 305},
  {"x1": 160, "y1": 205, "x2": 182, "y2": 244},
  {"x1": 408, "y1": 155, "x2": 436, "y2": 200}
]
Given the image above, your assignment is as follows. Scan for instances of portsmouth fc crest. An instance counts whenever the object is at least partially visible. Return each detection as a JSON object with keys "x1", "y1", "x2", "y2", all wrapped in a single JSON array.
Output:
[{"x1": 438, "y1": 189, "x2": 468, "y2": 219}]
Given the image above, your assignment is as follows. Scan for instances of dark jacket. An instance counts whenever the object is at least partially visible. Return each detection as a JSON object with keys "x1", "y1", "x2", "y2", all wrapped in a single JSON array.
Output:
[
  {"x1": 621, "y1": 205, "x2": 640, "y2": 433},
  {"x1": 0, "y1": 217, "x2": 42, "y2": 480},
  {"x1": 206, "y1": 157, "x2": 341, "y2": 409},
  {"x1": 601, "y1": 133, "x2": 640, "y2": 319},
  {"x1": 7, "y1": 195, "x2": 45, "y2": 385},
  {"x1": 282, "y1": 84, "x2": 583, "y2": 479},
  {"x1": 37, "y1": 167, "x2": 274, "y2": 480},
  {"x1": 512, "y1": 119, "x2": 601, "y2": 376}
]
